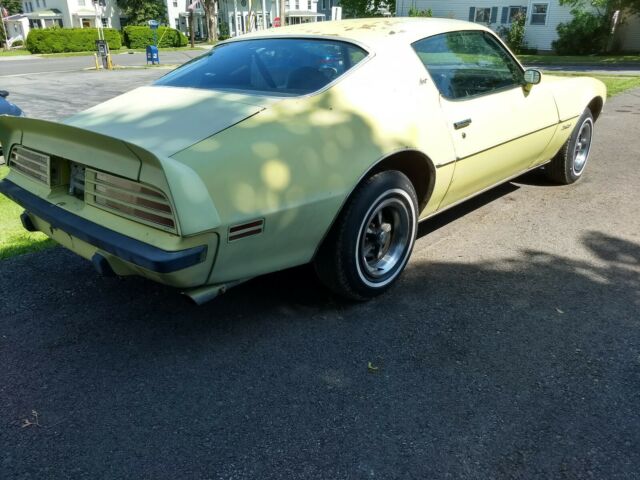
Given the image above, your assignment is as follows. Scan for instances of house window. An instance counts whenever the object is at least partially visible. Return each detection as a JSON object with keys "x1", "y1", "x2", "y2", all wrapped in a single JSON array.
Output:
[
  {"x1": 322, "y1": 0, "x2": 326, "y2": 8},
  {"x1": 36, "y1": 0, "x2": 40, "y2": 8},
  {"x1": 42, "y1": 0, "x2": 46, "y2": 6},
  {"x1": 308, "y1": 0, "x2": 311, "y2": 9},
  {"x1": 173, "y1": 0, "x2": 178, "y2": 6},
  {"x1": 78, "y1": 0, "x2": 85, "y2": 6},
  {"x1": 101, "y1": 17, "x2": 108, "y2": 27},
  {"x1": 474, "y1": 7, "x2": 491, "y2": 23},
  {"x1": 530, "y1": 3, "x2": 548, "y2": 25}
]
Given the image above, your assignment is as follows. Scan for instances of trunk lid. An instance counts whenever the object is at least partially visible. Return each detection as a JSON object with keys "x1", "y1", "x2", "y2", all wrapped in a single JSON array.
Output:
[{"x1": 64, "y1": 86, "x2": 270, "y2": 158}]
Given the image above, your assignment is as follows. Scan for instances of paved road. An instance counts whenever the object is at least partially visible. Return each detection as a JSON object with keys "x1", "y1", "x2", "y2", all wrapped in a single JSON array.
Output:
[
  {"x1": 0, "y1": 50, "x2": 207, "y2": 77},
  {"x1": 0, "y1": 70, "x2": 639, "y2": 478},
  {"x1": 1, "y1": 69, "x2": 170, "y2": 120}
]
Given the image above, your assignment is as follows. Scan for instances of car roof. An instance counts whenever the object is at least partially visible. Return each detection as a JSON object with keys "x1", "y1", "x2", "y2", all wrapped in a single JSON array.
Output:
[{"x1": 232, "y1": 17, "x2": 488, "y2": 50}]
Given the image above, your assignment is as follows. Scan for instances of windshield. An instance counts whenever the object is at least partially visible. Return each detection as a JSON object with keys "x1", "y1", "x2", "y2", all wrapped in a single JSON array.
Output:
[{"x1": 154, "y1": 38, "x2": 368, "y2": 96}]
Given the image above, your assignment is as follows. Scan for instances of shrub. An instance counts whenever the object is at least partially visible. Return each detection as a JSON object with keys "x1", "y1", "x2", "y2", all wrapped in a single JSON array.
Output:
[
  {"x1": 11, "y1": 40, "x2": 24, "y2": 47},
  {"x1": 123, "y1": 26, "x2": 188, "y2": 49},
  {"x1": 553, "y1": 9, "x2": 609, "y2": 55},
  {"x1": 408, "y1": 7, "x2": 432, "y2": 17},
  {"x1": 498, "y1": 11, "x2": 527, "y2": 54},
  {"x1": 26, "y1": 28, "x2": 122, "y2": 54}
]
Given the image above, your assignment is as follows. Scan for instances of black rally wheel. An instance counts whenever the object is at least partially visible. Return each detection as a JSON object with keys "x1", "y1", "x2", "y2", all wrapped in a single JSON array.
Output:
[
  {"x1": 546, "y1": 108, "x2": 595, "y2": 185},
  {"x1": 314, "y1": 170, "x2": 418, "y2": 300}
]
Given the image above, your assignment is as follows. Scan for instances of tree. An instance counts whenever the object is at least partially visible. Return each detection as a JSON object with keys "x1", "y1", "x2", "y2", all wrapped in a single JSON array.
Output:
[
  {"x1": 1, "y1": 0, "x2": 23, "y2": 48},
  {"x1": 201, "y1": 0, "x2": 218, "y2": 43},
  {"x1": 1, "y1": 0, "x2": 22, "y2": 15},
  {"x1": 339, "y1": 0, "x2": 396, "y2": 18},
  {"x1": 559, "y1": 0, "x2": 640, "y2": 16},
  {"x1": 554, "y1": 0, "x2": 640, "y2": 53},
  {"x1": 117, "y1": 0, "x2": 167, "y2": 26},
  {"x1": 497, "y1": 11, "x2": 527, "y2": 53},
  {"x1": 408, "y1": 6, "x2": 432, "y2": 17}
]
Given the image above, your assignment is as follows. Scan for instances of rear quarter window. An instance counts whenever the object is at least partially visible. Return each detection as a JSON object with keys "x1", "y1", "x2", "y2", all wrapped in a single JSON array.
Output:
[{"x1": 155, "y1": 38, "x2": 368, "y2": 96}]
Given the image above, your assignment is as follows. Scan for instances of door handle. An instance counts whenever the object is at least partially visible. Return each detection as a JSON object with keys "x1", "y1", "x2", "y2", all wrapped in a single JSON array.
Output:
[{"x1": 454, "y1": 119, "x2": 472, "y2": 130}]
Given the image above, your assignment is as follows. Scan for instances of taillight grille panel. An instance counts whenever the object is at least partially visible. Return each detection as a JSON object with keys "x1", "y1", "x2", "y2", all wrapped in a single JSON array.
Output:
[
  {"x1": 8, "y1": 146, "x2": 56, "y2": 186},
  {"x1": 84, "y1": 169, "x2": 177, "y2": 233}
]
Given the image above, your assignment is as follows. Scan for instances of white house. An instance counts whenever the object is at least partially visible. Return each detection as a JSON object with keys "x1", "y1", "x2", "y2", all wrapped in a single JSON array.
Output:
[
  {"x1": 396, "y1": 0, "x2": 640, "y2": 52},
  {"x1": 165, "y1": 0, "x2": 324, "y2": 40},
  {"x1": 166, "y1": 0, "x2": 206, "y2": 39},
  {"x1": 5, "y1": 0, "x2": 121, "y2": 45}
]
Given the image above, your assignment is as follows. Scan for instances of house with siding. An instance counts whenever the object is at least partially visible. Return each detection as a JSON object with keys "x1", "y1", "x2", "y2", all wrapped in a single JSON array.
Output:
[
  {"x1": 396, "y1": 0, "x2": 640, "y2": 52},
  {"x1": 4, "y1": 0, "x2": 120, "y2": 46}
]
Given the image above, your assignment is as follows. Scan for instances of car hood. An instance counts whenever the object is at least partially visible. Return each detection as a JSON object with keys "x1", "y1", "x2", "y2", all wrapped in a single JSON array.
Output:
[{"x1": 64, "y1": 86, "x2": 276, "y2": 158}]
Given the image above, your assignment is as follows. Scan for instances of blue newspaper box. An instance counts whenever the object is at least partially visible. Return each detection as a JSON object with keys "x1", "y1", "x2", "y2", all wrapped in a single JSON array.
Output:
[{"x1": 146, "y1": 45, "x2": 159, "y2": 65}]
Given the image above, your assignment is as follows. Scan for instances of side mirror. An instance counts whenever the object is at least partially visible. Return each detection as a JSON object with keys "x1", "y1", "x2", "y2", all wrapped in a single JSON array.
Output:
[
  {"x1": 0, "y1": 90, "x2": 8, "y2": 98},
  {"x1": 523, "y1": 69, "x2": 542, "y2": 86}
]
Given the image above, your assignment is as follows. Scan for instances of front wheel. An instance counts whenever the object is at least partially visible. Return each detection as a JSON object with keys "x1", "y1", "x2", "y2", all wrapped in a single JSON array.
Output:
[
  {"x1": 546, "y1": 108, "x2": 595, "y2": 184},
  {"x1": 314, "y1": 171, "x2": 418, "y2": 301}
]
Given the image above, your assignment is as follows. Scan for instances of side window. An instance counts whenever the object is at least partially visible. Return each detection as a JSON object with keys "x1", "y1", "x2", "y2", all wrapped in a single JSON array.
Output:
[{"x1": 412, "y1": 31, "x2": 524, "y2": 100}]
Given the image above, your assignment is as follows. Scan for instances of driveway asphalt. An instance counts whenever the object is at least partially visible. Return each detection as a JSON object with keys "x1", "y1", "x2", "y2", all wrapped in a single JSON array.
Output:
[{"x1": 0, "y1": 70, "x2": 639, "y2": 479}]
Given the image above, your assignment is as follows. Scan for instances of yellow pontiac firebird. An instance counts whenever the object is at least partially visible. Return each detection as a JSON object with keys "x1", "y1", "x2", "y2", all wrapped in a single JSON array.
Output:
[{"x1": 0, "y1": 18, "x2": 606, "y2": 303}]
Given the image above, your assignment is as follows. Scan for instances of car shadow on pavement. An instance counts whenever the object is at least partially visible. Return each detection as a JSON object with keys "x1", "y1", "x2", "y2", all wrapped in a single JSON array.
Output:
[
  {"x1": 0, "y1": 230, "x2": 639, "y2": 478},
  {"x1": 417, "y1": 182, "x2": 520, "y2": 239}
]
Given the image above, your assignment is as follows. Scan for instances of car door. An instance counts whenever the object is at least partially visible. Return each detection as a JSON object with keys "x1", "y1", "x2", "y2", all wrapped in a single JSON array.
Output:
[{"x1": 412, "y1": 30, "x2": 559, "y2": 209}]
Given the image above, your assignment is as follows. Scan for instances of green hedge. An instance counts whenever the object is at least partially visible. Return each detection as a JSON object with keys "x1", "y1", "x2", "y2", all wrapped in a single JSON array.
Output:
[
  {"x1": 123, "y1": 26, "x2": 188, "y2": 49},
  {"x1": 26, "y1": 28, "x2": 122, "y2": 54}
]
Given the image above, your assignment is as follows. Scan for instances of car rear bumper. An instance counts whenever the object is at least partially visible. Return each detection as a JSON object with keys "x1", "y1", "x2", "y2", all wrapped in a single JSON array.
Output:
[{"x1": 0, "y1": 179, "x2": 207, "y2": 274}]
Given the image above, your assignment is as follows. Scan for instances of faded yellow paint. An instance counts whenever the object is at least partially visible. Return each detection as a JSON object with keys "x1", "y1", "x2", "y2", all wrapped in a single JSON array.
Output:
[{"x1": 0, "y1": 18, "x2": 607, "y2": 293}]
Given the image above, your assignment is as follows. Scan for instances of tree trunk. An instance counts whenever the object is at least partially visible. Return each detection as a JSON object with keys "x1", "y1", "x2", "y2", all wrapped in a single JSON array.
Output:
[
  {"x1": 190, "y1": 9, "x2": 195, "y2": 48},
  {"x1": 203, "y1": 0, "x2": 218, "y2": 43}
]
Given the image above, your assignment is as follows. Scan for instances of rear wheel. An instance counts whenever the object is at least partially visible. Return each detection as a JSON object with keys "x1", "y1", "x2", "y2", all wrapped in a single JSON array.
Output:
[
  {"x1": 546, "y1": 109, "x2": 594, "y2": 184},
  {"x1": 314, "y1": 171, "x2": 418, "y2": 301}
]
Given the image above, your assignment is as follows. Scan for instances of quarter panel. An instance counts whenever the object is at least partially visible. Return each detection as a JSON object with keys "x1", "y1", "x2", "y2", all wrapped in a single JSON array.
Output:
[{"x1": 172, "y1": 48, "x2": 456, "y2": 283}]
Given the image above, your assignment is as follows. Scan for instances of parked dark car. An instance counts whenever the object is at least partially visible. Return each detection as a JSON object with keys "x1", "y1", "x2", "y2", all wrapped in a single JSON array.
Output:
[
  {"x1": 0, "y1": 90, "x2": 23, "y2": 117},
  {"x1": 0, "y1": 90, "x2": 24, "y2": 158}
]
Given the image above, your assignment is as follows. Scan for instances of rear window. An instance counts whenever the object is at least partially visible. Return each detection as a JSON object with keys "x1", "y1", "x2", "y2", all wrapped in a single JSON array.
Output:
[{"x1": 155, "y1": 38, "x2": 368, "y2": 96}]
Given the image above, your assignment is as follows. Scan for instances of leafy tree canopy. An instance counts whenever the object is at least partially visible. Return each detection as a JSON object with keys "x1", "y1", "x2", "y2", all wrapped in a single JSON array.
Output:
[
  {"x1": 117, "y1": 0, "x2": 168, "y2": 26},
  {"x1": 1, "y1": 0, "x2": 23, "y2": 15},
  {"x1": 339, "y1": 0, "x2": 395, "y2": 18},
  {"x1": 559, "y1": 0, "x2": 640, "y2": 15}
]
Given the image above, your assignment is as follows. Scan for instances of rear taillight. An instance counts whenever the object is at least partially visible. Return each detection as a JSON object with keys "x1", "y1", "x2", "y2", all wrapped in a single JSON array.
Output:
[
  {"x1": 8, "y1": 146, "x2": 63, "y2": 186},
  {"x1": 84, "y1": 169, "x2": 177, "y2": 233}
]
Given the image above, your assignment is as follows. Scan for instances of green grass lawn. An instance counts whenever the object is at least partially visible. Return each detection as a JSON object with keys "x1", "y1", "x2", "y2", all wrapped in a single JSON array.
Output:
[
  {"x1": 0, "y1": 49, "x2": 31, "y2": 57},
  {"x1": 549, "y1": 72, "x2": 640, "y2": 97},
  {"x1": 0, "y1": 167, "x2": 55, "y2": 260},
  {"x1": 520, "y1": 54, "x2": 640, "y2": 65}
]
